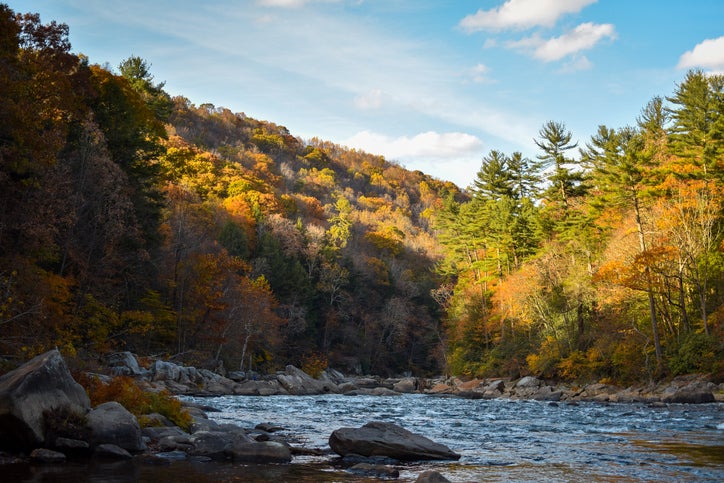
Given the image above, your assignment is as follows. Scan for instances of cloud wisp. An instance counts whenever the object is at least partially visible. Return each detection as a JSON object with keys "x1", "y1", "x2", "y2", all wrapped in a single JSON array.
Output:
[
  {"x1": 460, "y1": 0, "x2": 597, "y2": 32},
  {"x1": 509, "y1": 22, "x2": 616, "y2": 62}
]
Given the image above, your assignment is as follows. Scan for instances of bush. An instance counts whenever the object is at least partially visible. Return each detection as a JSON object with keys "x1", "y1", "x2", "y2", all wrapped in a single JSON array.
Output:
[
  {"x1": 80, "y1": 375, "x2": 192, "y2": 431},
  {"x1": 668, "y1": 331, "x2": 720, "y2": 376},
  {"x1": 301, "y1": 352, "x2": 328, "y2": 378}
]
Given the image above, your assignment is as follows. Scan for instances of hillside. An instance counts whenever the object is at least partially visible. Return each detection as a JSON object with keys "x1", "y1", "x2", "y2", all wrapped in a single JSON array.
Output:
[{"x1": 1, "y1": 5, "x2": 722, "y2": 383}]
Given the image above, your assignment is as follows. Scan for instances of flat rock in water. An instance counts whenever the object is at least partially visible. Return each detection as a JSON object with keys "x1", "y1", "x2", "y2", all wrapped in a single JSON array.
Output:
[
  {"x1": 329, "y1": 421, "x2": 460, "y2": 461},
  {"x1": 228, "y1": 441, "x2": 292, "y2": 463},
  {"x1": 30, "y1": 448, "x2": 66, "y2": 463}
]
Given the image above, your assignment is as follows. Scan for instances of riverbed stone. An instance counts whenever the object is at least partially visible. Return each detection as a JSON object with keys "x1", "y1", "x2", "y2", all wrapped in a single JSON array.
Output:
[
  {"x1": 228, "y1": 441, "x2": 292, "y2": 463},
  {"x1": 348, "y1": 462, "x2": 400, "y2": 478},
  {"x1": 392, "y1": 377, "x2": 418, "y2": 393},
  {"x1": 329, "y1": 421, "x2": 460, "y2": 461},
  {"x1": 94, "y1": 443, "x2": 132, "y2": 459},
  {"x1": 86, "y1": 401, "x2": 145, "y2": 452},
  {"x1": 0, "y1": 349, "x2": 91, "y2": 451},
  {"x1": 416, "y1": 470, "x2": 452, "y2": 482},
  {"x1": 30, "y1": 448, "x2": 66, "y2": 463}
]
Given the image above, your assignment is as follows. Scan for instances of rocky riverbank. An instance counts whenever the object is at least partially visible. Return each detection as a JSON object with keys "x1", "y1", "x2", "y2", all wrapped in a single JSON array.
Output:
[
  {"x1": 1, "y1": 350, "x2": 721, "y2": 482},
  {"x1": 107, "y1": 351, "x2": 722, "y2": 404}
]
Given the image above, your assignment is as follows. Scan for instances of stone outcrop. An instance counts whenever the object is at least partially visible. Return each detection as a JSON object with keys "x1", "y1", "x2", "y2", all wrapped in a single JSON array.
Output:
[
  {"x1": 329, "y1": 421, "x2": 460, "y2": 461},
  {"x1": 276, "y1": 365, "x2": 339, "y2": 395},
  {"x1": 0, "y1": 350, "x2": 91, "y2": 451}
]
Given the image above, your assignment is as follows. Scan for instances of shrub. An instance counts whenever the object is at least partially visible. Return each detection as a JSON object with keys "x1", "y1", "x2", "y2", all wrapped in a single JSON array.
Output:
[
  {"x1": 301, "y1": 352, "x2": 328, "y2": 378},
  {"x1": 80, "y1": 375, "x2": 192, "y2": 431}
]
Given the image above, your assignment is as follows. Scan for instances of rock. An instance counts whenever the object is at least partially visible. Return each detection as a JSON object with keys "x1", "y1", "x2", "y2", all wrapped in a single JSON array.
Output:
[
  {"x1": 425, "y1": 383, "x2": 453, "y2": 395},
  {"x1": 483, "y1": 379, "x2": 506, "y2": 398},
  {"x1": 329, "y1": 422, "x2": 461, "y2": 461},
  {"x1": 662, "y1": 386, "x2": 715, "y2": 404},
  {"x1": 140, "y1": 412, "x2": 174, "y2": 427},
  {"x1": 276, "y1": 365, "x2": 339, "y2": 395},
  {"x1": 457, "y1": 379, "x2": 484, "y2": 391},
  {"x1": 53, "y1": 437, "x2": 89, "y2": 455},
  {"x1": 188, "y1": 431, "x2": 233, "y2": 460},
  {"x1": 255, "y1": 422, "x2": 284, "y2": 433},
  {"x1": 515, "y1": 376, "x2": 541, "y2": 388},
  {"x1": 158, "y1": 434, "x2": 193, "y2": 452},
  {"x1": 142, "y1": 426, "x2": 189, "y2": 441},
  {"x1": 30, "y1": 448, "x2": 66, "y2": 463},
  {"x1": 105, "y1": 352, "x2": 145, "y2": 377},
  {"x1": 151, "y1": 360, "x2": 182, "y2": 382},
  {"x1": 416, "y1": 470, "x2": 452, "y2": 482},
  {"x1": 393, "y1": 377, "x2": 418, "y2": 393},
  {"x1": 86, "y1": 401, "x2": 145, "y2": 452},
  {"x1": 533, "y1": 386, "x2": 563, "y2": 401},
  {"x1": 94, "y1": 443, "x2": 132, "y2": 459},
  {"x1": 234, "y1": 380, "x2": 287, "y2": 396},
  {"x1": 348, "y1": 462, "x2": 400, "y2": 478},
  {"x1": 189, "y1": 415, "x2": 221, "y2": 433},
  {"x1": 0, "y1": 349, "x2": 91, "y2": 451},
  {"x1": 344, "y1": 387, "x2": 400, "y2": 396},
  {"x1": 189, "y1": 429, "x2": 254, "y2": 460},
  {"x1": 155, "y1": 450, "x2": 188, "y2": 461},
  {"x1": 228, "y1": 441, "x2": 292, "y2": 463}
]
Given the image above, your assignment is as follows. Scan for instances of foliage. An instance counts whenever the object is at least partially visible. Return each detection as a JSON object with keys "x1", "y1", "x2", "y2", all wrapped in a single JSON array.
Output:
[
  {"x1": 81, "y1": 375, "x2": 192, "y2": 431},
  {"x1": 2, "y1": 5, "x2": 721, "y2": 384},
  {"x1": 301, "y1": 352, "x2": 328, "y2": 378}
]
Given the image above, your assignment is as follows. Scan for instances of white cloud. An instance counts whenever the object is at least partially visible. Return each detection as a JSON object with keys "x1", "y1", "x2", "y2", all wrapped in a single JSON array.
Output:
[
  {"x1": 257, "y1": 0, "x2": 339, "y2": 7},
  {"x1": 677, "y1": 36, "x2": 724, "y2": 72},
  {"x1": 343, "y1": 130, "x2": 483, "y2": 160},
  {"x1": 460, "y1": 0, "x2": 597, "y2": 32},
  {"x1": 508, "y1": 22, "x2": 615, "y2": 62},
  {"x1": 354, "y1": 89, "x2": 383, "y2": 109}
]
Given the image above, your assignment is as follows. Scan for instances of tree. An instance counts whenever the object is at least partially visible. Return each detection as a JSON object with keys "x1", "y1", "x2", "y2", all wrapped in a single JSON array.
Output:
[
  {"x1": 582, "y1": 124, "x2": 664, "y2": 372},
  {"x1": 535, "y1": 121, "x2": 583, "y2": 214},
  {"x1": 118, "y1": 56, "x2": 172, "y2": 121}
]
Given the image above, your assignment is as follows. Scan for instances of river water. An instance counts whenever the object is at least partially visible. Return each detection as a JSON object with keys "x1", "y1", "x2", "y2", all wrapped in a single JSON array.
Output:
[
  {"x1": 181, "y1": 393, "x2": 724, "y2": 482},
  {"x1": 5, "y1": 394, "x2": 723, "y2": 482}
]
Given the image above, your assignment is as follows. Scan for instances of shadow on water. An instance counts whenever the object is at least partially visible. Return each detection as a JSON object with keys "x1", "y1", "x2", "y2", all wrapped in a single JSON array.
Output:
[{"x1": 2, "y1": 459, "x2": 389, "y2": 483}]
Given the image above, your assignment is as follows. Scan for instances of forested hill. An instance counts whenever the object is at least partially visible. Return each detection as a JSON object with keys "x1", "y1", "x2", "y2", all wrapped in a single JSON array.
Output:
[
  {"x1": 0, "y1": 6, "x2": 461, "y2": 376},
  {"x1": 1, "y1": 6, "x2": 722, "y2": 383}
]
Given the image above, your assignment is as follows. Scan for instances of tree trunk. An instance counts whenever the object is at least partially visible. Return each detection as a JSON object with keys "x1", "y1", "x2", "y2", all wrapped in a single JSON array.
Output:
[{"x1": 633, "y1": 195, "x2": 663, "y2": 373}]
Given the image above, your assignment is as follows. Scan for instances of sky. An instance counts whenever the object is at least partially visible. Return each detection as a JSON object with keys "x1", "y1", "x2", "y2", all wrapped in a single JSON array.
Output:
[{"x1": 11, "y1": 0, "x2": 724, "y2": 188}]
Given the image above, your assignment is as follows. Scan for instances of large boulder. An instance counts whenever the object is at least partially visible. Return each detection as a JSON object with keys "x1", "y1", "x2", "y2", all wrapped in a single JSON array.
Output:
[
  {"x1": 329, "y1": 421, "x2": 460, "y2": 461},
  {"x1": 0, "y1": 350, "x2": 91, "y2": 450},
  {"x1": 86, "y1": 401, "x2": 145, "y2": 452},
  {"x1": 661, "y1": 382, "x2": 715, "y2": 404},
  {"x1": 276, "y1": 365, "x2": 339, "y2": 395}
]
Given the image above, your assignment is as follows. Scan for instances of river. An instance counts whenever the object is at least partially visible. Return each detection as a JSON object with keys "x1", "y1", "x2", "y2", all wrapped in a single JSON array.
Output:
[{"x1": 5, "y1": 394, "x2": 723, "y2": 482}]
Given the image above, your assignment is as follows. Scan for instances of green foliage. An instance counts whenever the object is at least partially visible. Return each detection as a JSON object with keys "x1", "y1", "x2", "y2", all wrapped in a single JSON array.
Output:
[{"x1": 668, "y1": 331, "x2": 720, "y2": 376}]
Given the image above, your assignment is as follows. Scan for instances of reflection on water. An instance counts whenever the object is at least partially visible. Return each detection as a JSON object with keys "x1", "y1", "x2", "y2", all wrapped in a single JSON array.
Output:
[{"x1": 3, "y1": 394, "x2": 722, "y2": 482}]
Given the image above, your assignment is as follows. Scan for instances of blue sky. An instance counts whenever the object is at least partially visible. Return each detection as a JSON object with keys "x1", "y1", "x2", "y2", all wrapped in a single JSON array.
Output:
[{"x1": 12, "y1": 0, "x2": 724, "y2": 188}]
